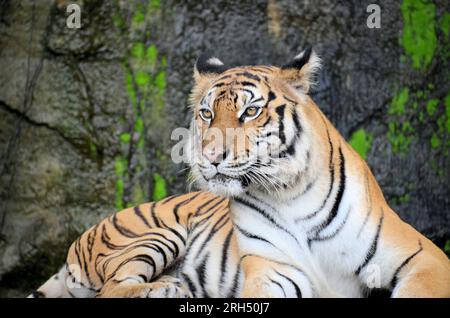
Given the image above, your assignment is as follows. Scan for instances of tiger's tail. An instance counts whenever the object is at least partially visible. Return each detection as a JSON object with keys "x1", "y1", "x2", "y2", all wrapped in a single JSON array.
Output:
[{"x1": 27, "y1": 265, "x2": 93, "y2": 298}]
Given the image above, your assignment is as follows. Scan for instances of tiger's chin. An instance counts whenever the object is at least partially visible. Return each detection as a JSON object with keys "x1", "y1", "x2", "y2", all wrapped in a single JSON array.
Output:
[{"x1": 206, "y1": 176, "x2": 245, "y2": 197}]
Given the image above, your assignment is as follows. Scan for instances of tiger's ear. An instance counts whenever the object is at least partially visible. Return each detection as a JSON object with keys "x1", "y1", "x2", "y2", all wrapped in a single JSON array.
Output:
[
  {"x1": 194, "y1": 53, "x2": 228, "y2": 83},
  {"x1": 279, "y1": 48, "x2": 321, "y2": 93}
]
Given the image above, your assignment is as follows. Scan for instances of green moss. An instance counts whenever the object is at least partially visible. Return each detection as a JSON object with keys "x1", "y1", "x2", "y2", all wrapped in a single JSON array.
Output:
[
  {"x1": 445, "y1": 93, "x2": 450, "y2": 133},
  {"x1": 149, "y1": 0, "x2": 161, "y2": 10},
  {"x1": 131, "y1": 42, "x2": 146, "y2": 59},
  {"x1": 136, "y1": 70, "x2": 151, "y2": 87},
  {"x1": 155, "y1": 71, "x2": 166, "y2": 91},
  {"x1": 134, "y1": 117, "x2": 144, "y2": 134},
  {"x1": 400, "y1": 0, "x2": 437, "y2": 70},
  {"x1": 388, "y1": 88, "x2": 409, "y2": 115},
  {"x1": 399, "y1": 193, "x2": 410, "y2": 204},
  {"x1": 426, "y1": 98, "x2": 439, "y2": 116},
  {"x1": 386, "y1": 88, "x2": 414, "y2": 155},
  {"x1": 440, "y1": 12, "x2": 450, "y2": 38},
  {"x1": 113, "y1": 0, "x2": 167, "y2": 209},
  {"x1": 120, "y1": 132, "x2": 131, "y2": 143},
  {"x1": 132, "y1": 10, "x2": 145, "y2": 25},
  {"x1": 348, "y1": 128, "x2": 373, "y2": 160},
  {"x1": 146, "y1": 44, "x2": 158, "y2": 67},
  {"x1": 387, "y1": 122, "x2": 413, "y2": 154},
  {"x1": 152, "y1": 173, "x2": 167, "y2": 201},
  {"x1": 445, "y1": 240, "x2": 450, "y2": 255},
  {"x1": 430, "y1": 133, "x2": 440, "y2": 148},
  {"x1": 89, "y1": 141, "x2": 97, "y2": 157}
]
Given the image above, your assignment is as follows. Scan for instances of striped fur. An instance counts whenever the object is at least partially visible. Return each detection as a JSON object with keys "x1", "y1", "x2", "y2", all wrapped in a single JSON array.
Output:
[
  {"x1": 31, "y1": 50, "x2": 450, "y2": 298},
  {"x1": 30, "y1": 191, "x2": 310, "y2": 298},
  {"x1": 188, "y1": 50, "x2": 450, "y2": 298}
]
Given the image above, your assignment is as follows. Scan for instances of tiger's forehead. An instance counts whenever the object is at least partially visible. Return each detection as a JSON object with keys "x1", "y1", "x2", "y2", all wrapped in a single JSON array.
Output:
[
  {"x1": 200, "y1": 66, "x2": 276, "y2": 110},
  {"x1": 213, "y1": 65, "x2": 277, "y2": 85}
]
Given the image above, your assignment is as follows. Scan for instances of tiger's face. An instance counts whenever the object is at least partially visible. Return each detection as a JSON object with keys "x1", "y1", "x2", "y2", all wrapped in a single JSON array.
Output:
[{"x1": 187, "y1": 49, "x2": 321, "y2": 197}]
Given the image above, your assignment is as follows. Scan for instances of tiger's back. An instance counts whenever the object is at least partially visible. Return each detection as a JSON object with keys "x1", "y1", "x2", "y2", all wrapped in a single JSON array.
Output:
[{"x1": 31, "y1": 192, "x2": 242, "y2": 298}]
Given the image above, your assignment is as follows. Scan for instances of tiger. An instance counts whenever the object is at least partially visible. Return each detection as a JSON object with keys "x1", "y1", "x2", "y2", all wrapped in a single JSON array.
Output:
[
  {"x1": 188, "y1": 48, "x2": 450, "y2": 297},
  {"x1": 30, "y1": 49, "x2": 450, "y2": 298}
]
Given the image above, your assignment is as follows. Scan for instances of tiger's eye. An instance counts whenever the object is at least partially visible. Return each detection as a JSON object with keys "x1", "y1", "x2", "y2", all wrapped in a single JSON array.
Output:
[
  {"x1": 200, "y1": 109, "x2": 212, "y2": 120},
  {"x1": 245, "y1": 106, "x2": 258, "y2": 117}
]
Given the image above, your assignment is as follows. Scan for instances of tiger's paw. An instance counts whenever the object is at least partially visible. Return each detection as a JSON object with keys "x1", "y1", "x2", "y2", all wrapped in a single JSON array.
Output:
[
  {"x1": 140, "y1": 276, "x2": 193, "y2": 298},
  {"x1": 242, "y1": 277, "x2": 283, "y2": 298},
  {"x1": 98, "y1": 275, "x2": 193, "y2": 298}
]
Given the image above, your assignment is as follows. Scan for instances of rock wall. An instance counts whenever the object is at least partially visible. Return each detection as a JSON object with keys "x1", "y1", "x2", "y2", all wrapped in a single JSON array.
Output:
[{"x1": 0, "y1": 0, "x2": 449, "y2": 296}]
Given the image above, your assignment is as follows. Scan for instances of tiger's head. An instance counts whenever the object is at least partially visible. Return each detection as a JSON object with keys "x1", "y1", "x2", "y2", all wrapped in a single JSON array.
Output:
[{"x1": 187, "y1": 49, "x2": 323, "y2": 198}]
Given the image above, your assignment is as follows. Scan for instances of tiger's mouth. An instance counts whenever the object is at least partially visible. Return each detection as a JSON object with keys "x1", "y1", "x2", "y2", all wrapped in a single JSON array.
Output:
[{"x1": 208, "y1": 173, "x2": 250, "y2": 187}]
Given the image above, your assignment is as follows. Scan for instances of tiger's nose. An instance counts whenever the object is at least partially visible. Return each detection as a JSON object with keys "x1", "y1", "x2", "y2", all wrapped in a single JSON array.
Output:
[{"x1": 204, "y1": 149, "x2": 228, "y2": 167}]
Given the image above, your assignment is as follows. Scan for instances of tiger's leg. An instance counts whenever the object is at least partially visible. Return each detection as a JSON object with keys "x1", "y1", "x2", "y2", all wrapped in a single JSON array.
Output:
[
  {"x1": 97, "y1": 275, "x2": 192, "y2": 298},
  {"x1": 241, "y1": 255, "x2": 313, "y2": 298},
  {"x1": 390, "y1": 250, "x2": 450, "y2": 298},
  {"x1": 28, "y1": 265, "x2": 96, "y2": 298},
  {"x1": 95, "y1": 240, "x2": 192, "y2": 298}
]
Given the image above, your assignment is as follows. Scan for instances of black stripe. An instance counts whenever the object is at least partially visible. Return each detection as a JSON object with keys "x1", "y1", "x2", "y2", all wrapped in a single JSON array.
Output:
[
  {"x1": 181, "y1": 272, "x2": 198, "y2": 296},
  {"x1": 163, "y1": 226, "x2": 186, "y2": 245},
  {"x1": 227, "y1": 264, "x2": 242, "y2": 298},
  {"x1": 313, "y1": 207, "x2": 351, "y2": 242},
  {"x1": 269, "y1": 279, "x2": 287, "y2": 297},
  {"x1": 275, "y1": 104, "x2": 286, "y2": 144},
  {"x1": 240, "y1": 88, "x2": 254, "y2": 100},
  {"x1": 390, "y1": 240, "x2": 423, "y2": 288},
  {"x1": 235, "y1": 225, "x2": 273, "y2": 246},
  {"x1": 268, "y1": 91, "x2": 276, "y2": 103},
  {"x1": 275, "y1": 271, "x2": 303, "y2": 298},
  {"x1": 292, "y1": 108, "x2": 302, "y2": 133},
  {"x1": 149, "y1": 202, "x2": 162, "y2": 227},
  {"x1": 309, "y1": 146, "x2": 346, "y2": 243},
  {"x1": 234, "y1": 197, "x2": 280, "y2": 229},
  {"x1": 236, "y1": 72, "x2": 261, "y2": 82},
  {"x1": 185, "y1": 216, "x2": 216, "y2": 255},
  {"x1": 357, "y1": 172, "x2": 373, "y2": 237},
  {"x1": 173, "y1": 192, "x2": 202, "y2": 223},
  {"x1": 108, "y1": 254, "x2": 156, "y2": 282},
  {"x1": 236, "y1": 196, "x2": 301, "y2": 246},
  {"x1": 251, "y1": 97, "x2": 264, "y2": 104},
  {"x1": 111, "y1": 213, "x2": 139, "y2": 238},
  {"x1": 146, "y1": 232, "x2": 180, "y2": 258},
  {"x1": 258, "y1": 115, "x2": 271, "y2": 128},
  {"x1": 285, "y1": 108, "x2": 302, "y2": 156},
  {"x1": 355, "y1": 210, "x2": 384, "y2": 275},
  {"x1": 81, "y1": 247, "x2": 95, "y2": 288},
  {"x1": 212, "y1": 82, "x2": 227, "y2": 88},
  {"x1": 134, "y1": 206, "x2": 151, "y2": 228},
  {"x1": 194, "y1": 196, "x2": 222, "y2": 216},
  {"x1": 283, "y1": 95, "x2": 298, "y2": 105},
  {"x1": 296, "y1": 128, "x2": 334, "y2": 222},
  {"x1": 238, "y1": 81, "x2": 256, "y2": 87},
  {"x1": 196, "y1": 253, "x2": 211, "y2": 298},
  {"x1": 219, "y1": 229, "x2": 234, "y2": 288},
  {"x1": 196, "y1": 197, "x2": 227, "y2": 217},
  {"x1": 217, "y1": 75, "x2": 232, "y2": 81},
  {"x1": 194, "y1": 213, "x2": 229, "y2": 259},
  {"x1": 160, "y1": 194, "x2": 178, "y2": 204},
  {"x1": 87, "y1": 224, "x2": 98, "y2": 262}
]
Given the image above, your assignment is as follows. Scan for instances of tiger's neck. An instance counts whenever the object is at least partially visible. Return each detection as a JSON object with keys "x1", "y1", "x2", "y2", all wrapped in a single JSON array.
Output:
[{"x1": 231, "y1": 108, "x2": 379, "y2": 237}]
